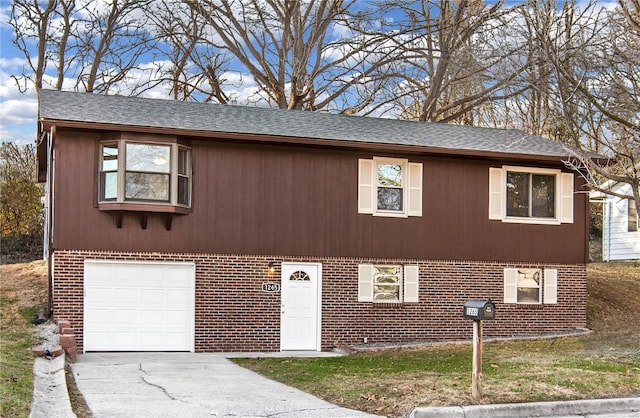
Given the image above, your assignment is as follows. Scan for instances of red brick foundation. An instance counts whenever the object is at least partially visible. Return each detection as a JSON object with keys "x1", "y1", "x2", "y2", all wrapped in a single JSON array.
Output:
[{"x1": 52, "y1": 250, "x2": 586, "y2": 353}]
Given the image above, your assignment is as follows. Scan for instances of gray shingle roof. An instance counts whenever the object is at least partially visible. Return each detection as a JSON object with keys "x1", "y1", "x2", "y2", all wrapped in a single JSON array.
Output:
[{"x1": 38, "y1": 89, "x2": 574, "y2": 159}]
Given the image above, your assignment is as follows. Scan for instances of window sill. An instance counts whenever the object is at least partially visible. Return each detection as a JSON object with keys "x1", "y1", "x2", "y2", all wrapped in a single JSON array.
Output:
[
  {"x1": 513, "y1": 303, "x2": 544, "y2": 308},
  {"x1": 372, "y1": 211, "x2": 408, "y2": 218},
  {"x1": 372, "y1": 302, "x2": 404, "y2": 307},
  {"x1": 98, "y1": 202, "x2": 191, "y2": 215},
  {"x1": 501, "y1": 217, "x2": 560, "y2": 225}
]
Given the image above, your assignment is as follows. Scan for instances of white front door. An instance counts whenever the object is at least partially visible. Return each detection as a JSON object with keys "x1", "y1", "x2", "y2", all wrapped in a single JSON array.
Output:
[{"x1": 280, "y1": 262, "x2": 321, "y2": 351}]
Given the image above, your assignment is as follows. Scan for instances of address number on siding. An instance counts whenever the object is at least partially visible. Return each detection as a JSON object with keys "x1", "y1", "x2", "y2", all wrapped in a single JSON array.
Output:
[{"x1": 262, "y1": 283, "x2": 280, "y2": 292}]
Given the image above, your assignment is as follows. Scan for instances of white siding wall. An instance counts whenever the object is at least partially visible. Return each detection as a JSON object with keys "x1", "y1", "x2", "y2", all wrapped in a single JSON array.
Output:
[{"x1": 602, "y1": 183, "x2": 640, "y2": 261}]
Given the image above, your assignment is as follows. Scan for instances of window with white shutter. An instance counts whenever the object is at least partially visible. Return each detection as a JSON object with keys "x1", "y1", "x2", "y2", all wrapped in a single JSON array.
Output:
[
  {"x1": 504, "y1": 268, "x2": 558, "y2": 305},
  {"x1": 489, "y1": 166, "x2": 573, "y2": 225},
  {"x1": 357, "y1": 264, "x2": 419, "y2": 303},
  {"x1": 358, "y1": 158, "x2": 423, "y2": 218}
]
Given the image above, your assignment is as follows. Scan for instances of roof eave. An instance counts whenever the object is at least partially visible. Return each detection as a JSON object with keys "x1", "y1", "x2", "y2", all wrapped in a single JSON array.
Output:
[{"x1": 40, "y1": 118, "x2": 573, "y2": 164}]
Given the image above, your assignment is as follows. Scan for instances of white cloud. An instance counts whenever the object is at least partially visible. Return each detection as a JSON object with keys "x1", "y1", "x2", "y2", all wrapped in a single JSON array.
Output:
[
  {"x1": 0, "y1": 61, "x2": 37, "y2": 144},
  {"x1": 0, "y1": 124, "x2": 38, "y2": 145},
  {"x1": 0, "y1": 57, "x2": 26, "y2": 70},
  {"x1": 0, "y1": 96, "x2": 37, "y2": 125}
]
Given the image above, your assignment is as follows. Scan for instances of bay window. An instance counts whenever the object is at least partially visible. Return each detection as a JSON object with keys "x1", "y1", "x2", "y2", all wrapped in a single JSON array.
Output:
[{"x1": 99, "y1": 136, "x2": 191, "y2": 210}]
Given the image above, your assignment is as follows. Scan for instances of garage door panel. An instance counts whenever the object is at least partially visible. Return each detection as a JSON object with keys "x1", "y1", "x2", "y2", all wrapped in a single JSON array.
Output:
[
  {"x1": 84, "y1": 261, "x2": 195, "y2": 352},
  {"x1": 164, "y1": 332, "x2": 189, "y2": 346},
  {"x1": 112, "y1": 332, "x2": 138, "y2": 347},
  {"x1": 85, "y1": 332, "x2": 110, "y2": 348},
  {"x1": 140, "y1": 310, "x2": 165, "y2": 324},
  {"x1": 167, "y1": 289, "x2": 189, "y2": 305},
  {"x1": 138, "y1": 276, "x2": 163, "y2": 288},
  {"x1": 85, "y1": 267, "x2": 113, "y2": 281},
  {"x1": 140, "y1": 265, "x2": 165, "y2": 276},
  {"x1": 113, "y1": 288, "x2": 139, "y2": 304},
  {"x1": 86, "y1": 288, "x2": 112, "y2": 304},
  {"x1": 85, "y1": 309, "x2": 112, "y2": 324},
  {"x1": 166, "y1": 310, "x2": 189, "y2": 324},
  {"x1": 114, "y1": 310, "x2": 138, "y2": 324},
  {"x1": 168, "y1": 274, "x2": 191, "y2": 287},
  {"x1": 140, "y1": 289, "x2": 164, "y2": 305},
  {"x1": 113, "y1": 265, "x2": 140, "y2": 279}
]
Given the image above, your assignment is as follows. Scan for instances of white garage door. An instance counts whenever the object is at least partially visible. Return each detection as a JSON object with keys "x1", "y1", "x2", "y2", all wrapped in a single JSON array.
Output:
[{"x1": 84, "y1": 260, "x2": 195, "y2": 352}]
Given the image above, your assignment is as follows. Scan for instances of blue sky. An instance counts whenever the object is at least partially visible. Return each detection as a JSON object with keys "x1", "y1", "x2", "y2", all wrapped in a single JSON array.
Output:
[{"x1": 1, "y1": 2, "x2": 38, "y2": 145}]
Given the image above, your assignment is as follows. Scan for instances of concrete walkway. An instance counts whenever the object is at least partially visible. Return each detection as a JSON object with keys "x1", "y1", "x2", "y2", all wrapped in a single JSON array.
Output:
[
  {"x1": 409, "y1": 397, "x2": 640, "y2": 417},
  {"x1": 69, "y1": 353, "x2": 377, "y2": 418}
]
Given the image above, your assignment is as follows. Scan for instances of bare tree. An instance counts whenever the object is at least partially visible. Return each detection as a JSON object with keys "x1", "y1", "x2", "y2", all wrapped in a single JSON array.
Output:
[
  {"x1": 74, "y1": 0, "x2": 156, "y2": 94},
  {"x1": 366, "y1": 0, "x2": 530, "y2": 124},
  {"x1": 10, "y1": 0, "x2": 157, "y2": 96},
  {"x1": 183, "y1": 0, "x2": 396, "y2": 112},
  {"x1": 10, "y1": 0, "x2": 73, "y2": 94},
  {"x1": 150, "y1": 0, "x2": 233, "y2": 102},
  {"x1": 530, "y1": 0, "x2": 640, "y2": 207}
]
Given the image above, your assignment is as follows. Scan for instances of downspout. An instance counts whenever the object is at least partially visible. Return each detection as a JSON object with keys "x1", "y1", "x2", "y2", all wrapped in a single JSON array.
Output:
[
  {"x1": 605, "y1": 201, "x2": 611, "y2": 262},
  {"x1": 45, "y1": 125, "x2": 55, "y2": 317}
]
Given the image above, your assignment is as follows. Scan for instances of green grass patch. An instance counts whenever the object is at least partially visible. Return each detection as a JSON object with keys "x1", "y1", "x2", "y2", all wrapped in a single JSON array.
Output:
[{"x1": 0, "y1": 321, "x2": 38, "y2": 417}]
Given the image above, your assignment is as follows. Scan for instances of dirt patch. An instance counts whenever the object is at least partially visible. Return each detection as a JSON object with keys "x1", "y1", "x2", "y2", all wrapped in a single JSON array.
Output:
[
  {"x1": 65, "y1": 365, "x2": 92, "y2": 417},
  {"x1": 586, "y1": 262, "x2": 640, "y2": 351},
  {"x1": 0, "y1": 260, "x2": 48, "y2": 322}
]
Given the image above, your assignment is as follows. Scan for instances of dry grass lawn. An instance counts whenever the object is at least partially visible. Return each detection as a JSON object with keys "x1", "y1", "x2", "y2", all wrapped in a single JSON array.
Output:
[{"x1": 0, "y1": 260, "x2": 48, "y2": 417}]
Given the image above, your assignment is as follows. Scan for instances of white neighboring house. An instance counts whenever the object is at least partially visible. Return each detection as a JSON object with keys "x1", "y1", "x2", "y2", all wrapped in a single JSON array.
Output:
[{"x1": 591, "y1": 181, "x2": 640, "y2": 261}]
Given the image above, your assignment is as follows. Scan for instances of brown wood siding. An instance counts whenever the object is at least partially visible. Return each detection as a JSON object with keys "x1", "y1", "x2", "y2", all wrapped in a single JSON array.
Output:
[{"x1": 52, "y1": 129, "x2": 588, "y2": 264}]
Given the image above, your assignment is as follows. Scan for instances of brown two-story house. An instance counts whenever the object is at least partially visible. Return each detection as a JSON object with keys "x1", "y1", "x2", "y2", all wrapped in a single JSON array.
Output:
[{"x1": 37, "y1": 89, "x2": 588, "y2": 352}]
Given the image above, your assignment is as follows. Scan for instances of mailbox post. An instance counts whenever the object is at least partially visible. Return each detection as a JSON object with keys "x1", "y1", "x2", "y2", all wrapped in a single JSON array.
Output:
[{"x1": 462, "y1": 300, "x2": 495, "y2": 399}]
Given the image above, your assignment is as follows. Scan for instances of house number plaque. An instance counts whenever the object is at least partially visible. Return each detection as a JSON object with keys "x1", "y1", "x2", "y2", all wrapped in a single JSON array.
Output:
[{"x1": 262, "y1": 283, "x2": 280, "y2": 292}]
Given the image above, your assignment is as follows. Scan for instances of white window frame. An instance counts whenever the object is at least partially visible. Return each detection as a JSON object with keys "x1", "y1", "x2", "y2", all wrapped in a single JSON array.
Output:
[
  {"x1": 358, "y1": 157, "x2": 422, "y2": 218},
  {"x1": 358, "y1": 264, "x2": 419, "y2": 303},
  {"x1": 489, "y1": 166, "x2": 573, "y2": 225},
  {"x1": 503, "y1": 268, "x2": 558, "y2": 305},
  {"x1": 99, "y1": 139, "x2": 191, "y2": 208}
]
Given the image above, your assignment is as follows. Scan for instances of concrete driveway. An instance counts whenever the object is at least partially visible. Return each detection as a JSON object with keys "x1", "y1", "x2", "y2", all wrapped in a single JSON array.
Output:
[{"x1": 70, "y1": 352, "x2": 378, "y2": 418}]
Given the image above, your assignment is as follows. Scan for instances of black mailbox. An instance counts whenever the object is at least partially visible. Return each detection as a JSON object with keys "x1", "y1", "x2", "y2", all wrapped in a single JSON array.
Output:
[{"x1": 463, "y1": 300, "x2": 496, "y2": 321}]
